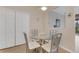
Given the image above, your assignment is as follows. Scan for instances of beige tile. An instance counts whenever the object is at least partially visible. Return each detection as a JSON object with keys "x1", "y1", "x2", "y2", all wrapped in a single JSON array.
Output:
[
  {"x1": 0, "y1": 44, "x2": 26, "y2": 53},
  {"x1": 0, "y1": 44, "x2": 69, "y2": 53}
]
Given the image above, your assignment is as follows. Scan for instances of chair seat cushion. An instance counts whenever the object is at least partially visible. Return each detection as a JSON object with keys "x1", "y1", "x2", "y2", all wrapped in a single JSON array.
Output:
[
  {"x1": 28, "y1": 40, "x2": 40, "y2": 49},
  {"x1": 42, "y1": 41, "x2": 57, "y2": 53}
]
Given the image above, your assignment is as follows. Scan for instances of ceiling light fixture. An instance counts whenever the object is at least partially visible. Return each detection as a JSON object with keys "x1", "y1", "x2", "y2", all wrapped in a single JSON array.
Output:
[{"x1": 41, "y1": 6, "x2": 47, "y2": 11}]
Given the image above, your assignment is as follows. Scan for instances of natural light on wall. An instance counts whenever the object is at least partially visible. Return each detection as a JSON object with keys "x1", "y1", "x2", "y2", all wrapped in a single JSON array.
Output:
[{"x1": 40, "y1": 6, "x2": 47, "y2": 11}]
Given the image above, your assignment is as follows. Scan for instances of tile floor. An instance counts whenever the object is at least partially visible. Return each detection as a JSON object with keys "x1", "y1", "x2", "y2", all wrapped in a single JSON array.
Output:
[{"x1": 0, "y1": 44, "x2": 69, "y2": 53}]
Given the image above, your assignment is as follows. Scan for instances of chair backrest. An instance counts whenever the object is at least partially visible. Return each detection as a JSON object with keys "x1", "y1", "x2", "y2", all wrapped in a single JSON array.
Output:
[
  {"x1": 23, "y1": 32, "x2": 29, "y2": 48},
  {"x1": 50, "y1": 33, "x2": 62, "y2": 52},
  {"x1": 31, "y1": 29, "x2": 38, "y2": 39}
]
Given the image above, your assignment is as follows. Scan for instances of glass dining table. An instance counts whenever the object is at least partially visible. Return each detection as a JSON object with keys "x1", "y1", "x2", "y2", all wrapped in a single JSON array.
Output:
[{"x1": 36, "y1": 33, "x2": 50, "y2": 53}]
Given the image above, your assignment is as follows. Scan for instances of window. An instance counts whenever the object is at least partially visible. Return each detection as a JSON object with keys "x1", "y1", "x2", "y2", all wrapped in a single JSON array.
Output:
[{"x1": 75, "y1": 14, "x2": 79, "y2": 33}]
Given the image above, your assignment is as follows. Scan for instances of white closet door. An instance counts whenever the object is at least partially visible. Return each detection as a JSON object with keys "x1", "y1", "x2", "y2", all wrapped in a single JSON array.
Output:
[
  {"x1": 16, "y1": 11, "x2": 29, "y2": 45},
  {"x1": 5, "y1": 9, "x2": 15, "y2": 47},
  {"x1": 0, "y1": 7, "x2": 7, "y2": 48},
  {"x1": 0, "y1": 7, "x2": 15, "y2": 49}
]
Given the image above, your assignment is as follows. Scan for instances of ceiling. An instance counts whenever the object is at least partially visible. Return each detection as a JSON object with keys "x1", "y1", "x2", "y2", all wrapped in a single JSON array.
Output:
[{"x1": 4, "y1": 6, "x2": 58, "y2": 13}]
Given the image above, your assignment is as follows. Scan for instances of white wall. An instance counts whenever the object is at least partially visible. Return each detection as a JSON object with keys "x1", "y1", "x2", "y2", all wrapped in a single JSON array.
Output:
[
  {"x1": 43, "y1": 7, "x2": 75, "y2": 52},
  {"x1": 29, "y1": 11, "x2": 45, "y2": 39},
  {"x1": 61, "y1": 7, "x2": 75, "y2": 52}
]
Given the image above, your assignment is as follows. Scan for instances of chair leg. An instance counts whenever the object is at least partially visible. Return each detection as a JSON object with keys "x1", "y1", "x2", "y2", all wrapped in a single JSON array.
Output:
[
  {"x1": 30, "y1": 49, "x2": 37, "y2": 53},
  {"x1": 25, "y1": 47, "x2": 29, "y2": 53},
  {"x1": 25, "y1": 47, "x2": 27, "y2": 53},
  {"x1": 35, "y1": 48, "x2": 38, "y2": 53},
  {"x1": 57, "y1": 48, "x2": 59, "y2": 53}
]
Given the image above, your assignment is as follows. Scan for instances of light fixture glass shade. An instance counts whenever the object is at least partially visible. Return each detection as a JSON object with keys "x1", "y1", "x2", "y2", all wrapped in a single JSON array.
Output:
[{"x1": 41, "y1": 6, "x2": 47, "y2": 11}]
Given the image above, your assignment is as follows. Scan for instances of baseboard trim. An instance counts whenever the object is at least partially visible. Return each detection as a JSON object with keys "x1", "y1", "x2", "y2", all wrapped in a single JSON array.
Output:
[
  {"x1": 60, "y1": 46, "x2": 73, "y2": 53},
  {"x1": 0, "y1": 44, "x2": 25, "y2": 50}
]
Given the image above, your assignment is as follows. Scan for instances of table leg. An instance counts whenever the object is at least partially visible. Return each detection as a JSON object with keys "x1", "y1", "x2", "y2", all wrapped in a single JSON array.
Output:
[{"x1": 39, "y1": 45, "x2": 42, "y2": 53}]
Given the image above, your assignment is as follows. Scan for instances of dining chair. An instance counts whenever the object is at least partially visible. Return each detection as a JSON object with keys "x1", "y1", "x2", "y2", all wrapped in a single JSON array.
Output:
[
  {"x1": 42, "y1": 33, "x2": 62, "y2": 53},
  {"x1": 31, "y1": 29, "x2": 38, "y2": 40},
  {"x1": 50, "y1": 33, "x2": 62, "y2": 53},
  {"x1": 23, "y1": 32, "x2": 40, "y2": 53}
]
